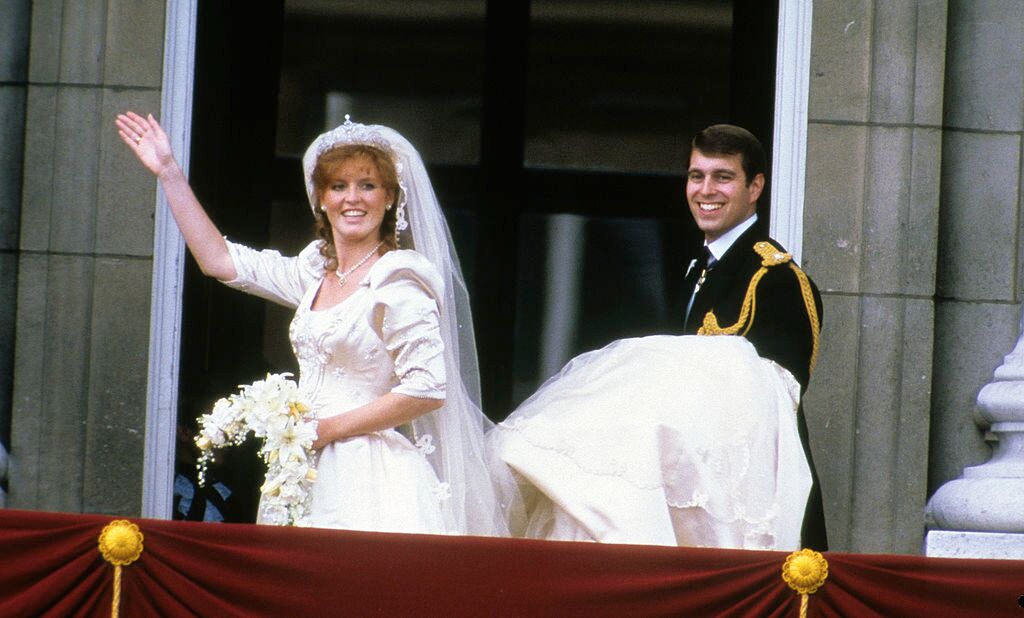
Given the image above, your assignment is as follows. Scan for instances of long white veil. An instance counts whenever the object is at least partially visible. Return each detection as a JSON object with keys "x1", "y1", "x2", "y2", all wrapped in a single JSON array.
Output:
[{"x1": 302, "y1": 119, "x2": 507, "y2": 536}]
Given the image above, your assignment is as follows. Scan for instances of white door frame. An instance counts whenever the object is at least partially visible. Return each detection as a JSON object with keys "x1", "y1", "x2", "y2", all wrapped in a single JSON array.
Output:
[
  {"x1": 141, "y1": 0, "x2": 813, "y2": 517},
  {"x1": 769, "y1": 0, "x2": 812, "y2": 264},
  {"x1": 141, "y1": 0, "x2": 197, "y2": 518}
]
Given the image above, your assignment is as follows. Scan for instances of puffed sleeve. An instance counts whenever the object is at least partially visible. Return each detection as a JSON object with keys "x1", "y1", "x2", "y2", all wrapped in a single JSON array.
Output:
[
  {"x1": 368, "y1": 250, "x2": 447, "y2": 400},
  {"x1": 220, "y1": 240, "x2": 324, "y2": 308}
]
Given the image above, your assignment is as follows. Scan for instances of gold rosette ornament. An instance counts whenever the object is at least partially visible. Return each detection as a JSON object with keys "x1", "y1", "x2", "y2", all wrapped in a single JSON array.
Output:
[
  {"x1": 782, "y1": 548, "x2": 828, "y2": 618},
  {"x1": 98, "y1": 520, "x2": 144, "y2": 618}
]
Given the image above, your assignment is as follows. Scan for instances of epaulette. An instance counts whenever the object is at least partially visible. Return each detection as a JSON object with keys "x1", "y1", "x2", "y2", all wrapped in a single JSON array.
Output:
[
  {"x1": 754, "y1": 241, "x2": 791, "y2": 266},
  {"x1": 698, "y1": 241, "x2": 821, "y2": 373}
]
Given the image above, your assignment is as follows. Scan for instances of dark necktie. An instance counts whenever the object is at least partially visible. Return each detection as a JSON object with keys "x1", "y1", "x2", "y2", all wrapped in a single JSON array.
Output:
[{"x1": 683, "y1": 246, "x2": 716, "y2": 327}]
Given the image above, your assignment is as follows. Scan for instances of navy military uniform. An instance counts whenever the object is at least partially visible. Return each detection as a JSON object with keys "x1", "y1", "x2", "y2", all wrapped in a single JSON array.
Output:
[{"x1": 679, "y1": 220, "x2": 828, "y2": 551}]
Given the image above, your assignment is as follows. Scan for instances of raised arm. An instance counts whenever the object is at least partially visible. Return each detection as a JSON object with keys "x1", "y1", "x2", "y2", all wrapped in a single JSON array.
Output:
[{"x1": 115, "y1": 111, "x2": 236, "y2": 281}]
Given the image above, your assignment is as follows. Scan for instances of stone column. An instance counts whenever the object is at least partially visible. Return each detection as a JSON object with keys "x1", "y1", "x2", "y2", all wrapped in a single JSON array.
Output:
[
  {"x1": 926, "y1": 0, "x2": 1024, "y2": 545},
  {"x1": 801, "y1": 0, "x2": 946, "y2": 553},
  {"x1": 8, "y1": 0, "x2": 165, "y2": 515}
]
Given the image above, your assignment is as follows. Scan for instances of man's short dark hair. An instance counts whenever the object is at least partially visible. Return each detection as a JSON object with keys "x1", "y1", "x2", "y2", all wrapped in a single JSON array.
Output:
[{"x1": 690, "y1": 124, "x2": 767, "y2": 186}]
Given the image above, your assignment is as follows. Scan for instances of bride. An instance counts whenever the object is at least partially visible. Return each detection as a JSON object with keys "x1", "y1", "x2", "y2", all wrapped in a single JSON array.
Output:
[
  {"x1": 488, "y1": 334, "x2": 813, "y2": 550},
  {"x1": 117, "y1": 112, "x2": 506, "y2": 536}
]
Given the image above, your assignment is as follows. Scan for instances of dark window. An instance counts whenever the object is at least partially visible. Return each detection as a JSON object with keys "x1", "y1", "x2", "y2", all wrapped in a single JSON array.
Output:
[{"x1": 178, "y1": 0, "x2": 777, "y2": 522}]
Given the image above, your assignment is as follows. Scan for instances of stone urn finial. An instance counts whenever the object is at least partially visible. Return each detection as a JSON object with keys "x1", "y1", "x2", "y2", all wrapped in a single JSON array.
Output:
[{"x1": 926, "y1": 310, "x2": 1024, "y2": 534}]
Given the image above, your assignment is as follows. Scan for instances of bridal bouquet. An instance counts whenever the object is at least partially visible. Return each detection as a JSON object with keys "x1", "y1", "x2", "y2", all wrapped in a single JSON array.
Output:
[{"x1": 194, "y1": 372, "x2": 318, "y2": 526}]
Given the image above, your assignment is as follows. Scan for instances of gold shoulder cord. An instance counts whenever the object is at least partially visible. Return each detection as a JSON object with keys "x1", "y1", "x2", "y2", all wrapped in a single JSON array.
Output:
[{"x1": 697, "y1": 241, "x2": 820, "y2": 373}]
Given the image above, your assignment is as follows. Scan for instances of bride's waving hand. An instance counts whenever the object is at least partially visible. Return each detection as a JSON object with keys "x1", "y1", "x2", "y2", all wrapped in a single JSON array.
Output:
[
  {"x1": 115, "y1": 111, "x2": 235, "y2": 281},
  {"x1": 115, "y1": 110, "x2": 174, "y2": 175}
]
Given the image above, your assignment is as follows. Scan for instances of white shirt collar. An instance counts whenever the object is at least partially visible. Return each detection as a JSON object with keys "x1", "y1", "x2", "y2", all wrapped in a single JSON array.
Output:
[{"x1": 705, "y1": 213, "x2": 758, "y2": 262}]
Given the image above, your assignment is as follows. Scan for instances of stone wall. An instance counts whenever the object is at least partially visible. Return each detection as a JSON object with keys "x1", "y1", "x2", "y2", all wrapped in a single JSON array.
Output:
[
  {"x1": 802, "y1": 0, "x2": 947, "y2": 553},
  {"x1": 803, "y1": 0, "x2": 1024, "y2": 554},
  {"x1": 929, "y1": 1, "x2": 1024, "y2": 496},
  {"x1": 8, "y1": 0, "x2": 165, "y2": 515}
]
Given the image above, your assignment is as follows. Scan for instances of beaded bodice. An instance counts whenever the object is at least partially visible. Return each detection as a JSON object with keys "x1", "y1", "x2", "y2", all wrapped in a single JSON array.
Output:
[
  {"x1": 290, "y1": 282, "x2": 395, "y2": 417},
  {"x1": 223, "y1": 241, "x2": 447, "y2": 421}
]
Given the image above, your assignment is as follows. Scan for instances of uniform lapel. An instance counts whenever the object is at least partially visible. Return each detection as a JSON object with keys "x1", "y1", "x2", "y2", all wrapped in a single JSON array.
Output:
[{"x1": 684, "y1": 223, "x2": 764, "y2": 333}]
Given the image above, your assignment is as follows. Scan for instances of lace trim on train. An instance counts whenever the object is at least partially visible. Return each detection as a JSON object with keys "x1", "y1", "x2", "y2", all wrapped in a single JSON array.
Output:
[{"x1": 496, "y1": 415, "x2": 780, "y2": 533}]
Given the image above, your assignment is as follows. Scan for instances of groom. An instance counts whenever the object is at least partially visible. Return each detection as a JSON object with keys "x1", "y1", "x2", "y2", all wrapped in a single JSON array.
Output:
[{"x1": 677, "y1": 124, "x2": 828, "y2": 551}]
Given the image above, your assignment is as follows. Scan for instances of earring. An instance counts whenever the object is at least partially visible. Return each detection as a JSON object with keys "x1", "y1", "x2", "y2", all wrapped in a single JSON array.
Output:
[
  {"x1": 320, "y1": 205, "x2": 326, "y2": 212},
  {"x1": 385, "y1": 203, "x2": 393, "y2": 211}
]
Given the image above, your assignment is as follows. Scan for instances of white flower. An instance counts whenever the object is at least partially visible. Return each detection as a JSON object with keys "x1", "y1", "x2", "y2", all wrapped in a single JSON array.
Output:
[
  {"x1": 194, "y1": 372, "x2": 316, "y2": 526},
  {"x1": 265, "y1": 418, "x2": 317, "y2": 463},
  {"x1": 415, "y1": 434, "x2": 437, "y2": 455},
  {"x1": 276, "y1": 478, "x2": 307, "y2": 503},
  {"x1": 198, "y1": 397, "x2": 242, "y2": 447},
  {"x1": 259, "y1": 503, "x2": 290, "y2": 526}
]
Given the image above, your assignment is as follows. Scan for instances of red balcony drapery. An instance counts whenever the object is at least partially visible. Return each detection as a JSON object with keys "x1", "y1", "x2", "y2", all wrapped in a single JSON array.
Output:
[{"x1": 0, "y1": 508, "x2": 1020, "y2": 617}]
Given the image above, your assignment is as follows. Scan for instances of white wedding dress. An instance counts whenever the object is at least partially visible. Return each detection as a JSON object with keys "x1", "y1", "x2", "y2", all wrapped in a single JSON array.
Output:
[
  {"x1": 224, "y1": 240, "x2": 454, "y2": 534},
  {"x1": 488, "y1": 335, "x2": 812, "y2": 550}
]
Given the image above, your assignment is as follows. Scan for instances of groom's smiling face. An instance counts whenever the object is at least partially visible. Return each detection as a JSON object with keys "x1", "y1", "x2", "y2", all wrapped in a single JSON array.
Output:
[{"x1": 686, "y1": 150, "x2": 764, "y2": 242}]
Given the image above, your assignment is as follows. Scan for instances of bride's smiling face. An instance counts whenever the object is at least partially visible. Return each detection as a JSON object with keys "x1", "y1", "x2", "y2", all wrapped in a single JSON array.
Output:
[{"x1": 319, "y1": 155, "x2": 394, "y2": 247}]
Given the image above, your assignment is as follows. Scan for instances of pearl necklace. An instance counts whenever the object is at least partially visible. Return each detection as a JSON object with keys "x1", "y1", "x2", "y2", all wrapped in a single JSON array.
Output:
[{"x1": 336, "y1": 240, "x2": 384, "y2": 289}]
